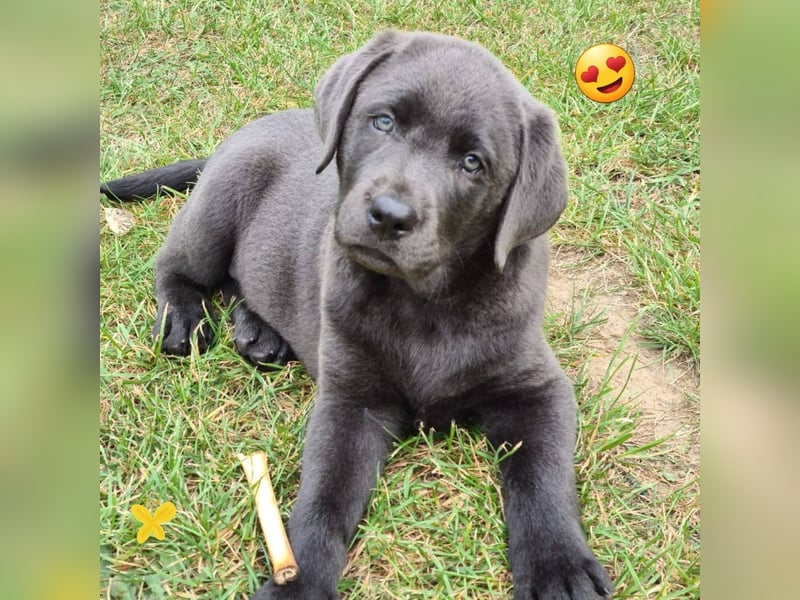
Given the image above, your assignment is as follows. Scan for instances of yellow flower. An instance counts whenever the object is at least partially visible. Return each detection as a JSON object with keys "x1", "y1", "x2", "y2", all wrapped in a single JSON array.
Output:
[{"x1": 130, "y1": 502, "x2": 176, "y2": 543}]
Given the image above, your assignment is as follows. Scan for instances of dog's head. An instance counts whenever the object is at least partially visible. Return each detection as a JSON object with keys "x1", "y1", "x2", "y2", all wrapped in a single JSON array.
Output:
[{"x1": 314, "y1": 31, "x2": 567, "y2": 295}]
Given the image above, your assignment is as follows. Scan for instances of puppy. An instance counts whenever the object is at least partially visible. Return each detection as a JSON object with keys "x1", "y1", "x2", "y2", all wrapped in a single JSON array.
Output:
[{"x1": 102, "y1": 30, "x2": 613, "y2": 600}]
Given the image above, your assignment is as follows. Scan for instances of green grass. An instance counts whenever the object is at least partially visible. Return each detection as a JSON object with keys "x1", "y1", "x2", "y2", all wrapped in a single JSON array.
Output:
[{"x1": 100, "y1": 1, "x2": 699, "y2": 598}]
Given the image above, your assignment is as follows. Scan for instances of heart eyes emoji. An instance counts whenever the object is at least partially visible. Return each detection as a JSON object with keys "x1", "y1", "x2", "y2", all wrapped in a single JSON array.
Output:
[{"x1": 575, "y1": 44, "x2": 635, "y2": 103}]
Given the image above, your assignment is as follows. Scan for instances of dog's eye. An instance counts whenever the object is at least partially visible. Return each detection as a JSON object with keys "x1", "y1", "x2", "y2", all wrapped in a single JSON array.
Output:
[
  {"x1": 372, "y1": 114, "x2": 395, "y2": 132},
  {"x1": 459, "y1": 154, "x2": 483, "y2": 174}
]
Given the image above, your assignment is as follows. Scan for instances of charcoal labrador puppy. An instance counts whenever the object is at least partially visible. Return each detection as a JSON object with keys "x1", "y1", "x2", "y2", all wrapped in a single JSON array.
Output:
[{"x1": 102, "y1": 30, "x2": 613, "y2": 599}]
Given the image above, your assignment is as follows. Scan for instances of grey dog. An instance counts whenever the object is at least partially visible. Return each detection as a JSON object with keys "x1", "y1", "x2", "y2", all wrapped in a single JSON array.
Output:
[{"x1": 102, "y1": 30, "x2": 614, "y2": 600}]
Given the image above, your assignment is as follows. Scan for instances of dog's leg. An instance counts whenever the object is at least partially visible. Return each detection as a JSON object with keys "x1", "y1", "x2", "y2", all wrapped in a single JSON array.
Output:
[
  {"x1": 152, "y1": 268, "x2": 216, "y2": 356},
  {"x1": 221, "y1": 278, "x2": 294, "y2": 368},
  {"x1": 152, "y1": 187, "x2": 236, "y2": 355},
  {"x1": 476, "y1": 371, "x2": 613, "y2": 600},
  {"x1": 251, "y1": 396, "x2": 409, "y2": 600}
]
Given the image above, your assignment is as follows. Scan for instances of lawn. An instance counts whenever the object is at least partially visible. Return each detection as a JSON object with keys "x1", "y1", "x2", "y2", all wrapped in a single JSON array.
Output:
[{"x1": 100, "y1": 1, "x2": 699, "y2": 598}]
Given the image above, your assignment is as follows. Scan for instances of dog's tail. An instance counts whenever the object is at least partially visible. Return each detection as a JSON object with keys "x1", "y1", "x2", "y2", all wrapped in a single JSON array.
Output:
[{"x1": 100, "y1": 158, "x2": 207, "y2": 200}]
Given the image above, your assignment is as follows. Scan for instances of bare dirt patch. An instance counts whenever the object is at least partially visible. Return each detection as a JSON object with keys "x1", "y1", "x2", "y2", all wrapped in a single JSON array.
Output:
[{"x1": 548, "y1": 246, "x2": 699, "y2": 466}]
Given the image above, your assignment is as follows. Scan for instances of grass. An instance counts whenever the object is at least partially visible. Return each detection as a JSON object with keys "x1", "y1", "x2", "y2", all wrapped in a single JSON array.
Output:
[{"x1": 100, "y1": 1, "x2": 699, "y2": 598}]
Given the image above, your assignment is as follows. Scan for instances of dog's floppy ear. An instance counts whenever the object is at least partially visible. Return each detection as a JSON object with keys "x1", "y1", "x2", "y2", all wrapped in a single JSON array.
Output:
[
  {"x1": 494, "y1": 103, "x2": 568, "y2": 272},
  {"x1": 314, "y1": 31, "x2": 401, "y2": 174}
]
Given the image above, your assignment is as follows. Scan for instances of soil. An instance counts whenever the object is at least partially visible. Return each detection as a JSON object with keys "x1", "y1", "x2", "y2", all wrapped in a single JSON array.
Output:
[{"x1": 548, "y1": 247, "x2": 700, "y2": 466}]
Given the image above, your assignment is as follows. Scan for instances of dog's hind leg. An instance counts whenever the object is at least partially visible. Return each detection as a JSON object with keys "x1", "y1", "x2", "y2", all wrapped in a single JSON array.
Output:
[
  {"x1": 152, "y1": 179, "x2": 237, "y2": 356},
  {"x1": 153, "y1": 259, "x2": 218, "y2": 357},
  {"x1": 221, "y1": 278, "x2": 295, "y2": 369}
]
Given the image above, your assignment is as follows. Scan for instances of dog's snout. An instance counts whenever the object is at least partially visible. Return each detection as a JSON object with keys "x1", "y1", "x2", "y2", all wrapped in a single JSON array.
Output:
[{"x1": 367, "y1": 195, "x2": 418, "y2": 240}]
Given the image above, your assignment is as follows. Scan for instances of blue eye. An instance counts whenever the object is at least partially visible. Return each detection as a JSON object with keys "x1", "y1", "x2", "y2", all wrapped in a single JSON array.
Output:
[
  {"x1": 372, "y1": 114, "x2": 395, "y2": 132},
  {"x1": 459, "y1": 153, "x2": 483, "y2": 174}
]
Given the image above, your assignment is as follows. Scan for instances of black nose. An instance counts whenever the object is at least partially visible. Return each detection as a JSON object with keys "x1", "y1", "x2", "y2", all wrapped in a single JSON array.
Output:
[{"x1": 366, "y1": 195, "x2": 418, "y2": 240}]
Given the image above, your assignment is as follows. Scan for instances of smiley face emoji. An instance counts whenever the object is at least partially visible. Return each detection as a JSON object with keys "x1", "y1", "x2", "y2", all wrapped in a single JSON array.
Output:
[{"x1": 575, "y1": 44, "x2": 635, "y2": 103}]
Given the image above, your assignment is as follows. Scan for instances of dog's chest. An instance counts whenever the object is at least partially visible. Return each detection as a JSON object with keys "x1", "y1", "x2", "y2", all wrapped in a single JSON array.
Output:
[
  {"x1": 349, "y1": 288, "x2": 513, "y2": 405},
  {"x1": 321, "y1": 245, "x2": 539, "y2": 411}
]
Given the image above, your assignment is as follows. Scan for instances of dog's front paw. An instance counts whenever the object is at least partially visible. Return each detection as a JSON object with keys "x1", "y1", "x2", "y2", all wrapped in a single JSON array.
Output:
[
  {"x1": 512, "y1": 548, "x2": 613, "y2": 600},
  {"x1": 231, "y1": 304, "x2": 294, "y2": 369},
  {"x1": 153, "y1": 302, "x2": 214, "y2": 355},
  {"x1": 250, "y1": 578, "x2": 338, "y2": 600}
]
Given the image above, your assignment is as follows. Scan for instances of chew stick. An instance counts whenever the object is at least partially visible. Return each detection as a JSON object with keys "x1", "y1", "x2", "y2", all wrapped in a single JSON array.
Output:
[{"x1": 238, "y1": 452, "x2": 299, "y2": 585}]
